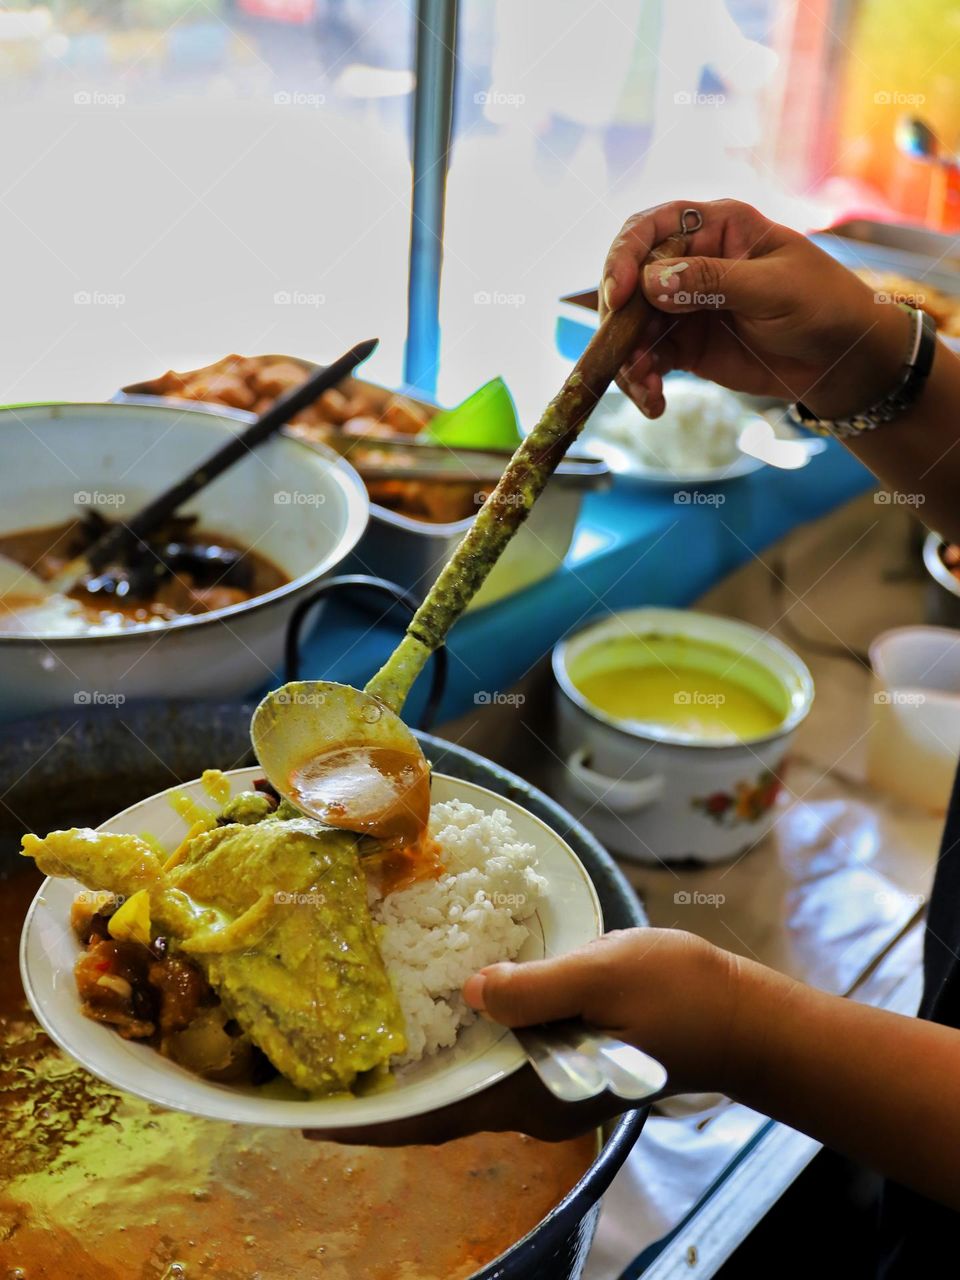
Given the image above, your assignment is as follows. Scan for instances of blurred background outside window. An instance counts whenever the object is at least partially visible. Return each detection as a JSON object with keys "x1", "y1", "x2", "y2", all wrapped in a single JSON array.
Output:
[{"x1": 1, "y1": 0, "x2": 958, "y2": 414}]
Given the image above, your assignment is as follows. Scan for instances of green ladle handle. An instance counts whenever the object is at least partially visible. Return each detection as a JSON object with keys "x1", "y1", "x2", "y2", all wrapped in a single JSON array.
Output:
[{"x1": 366, "y1": 230, "x2": 689, "y2": 713}]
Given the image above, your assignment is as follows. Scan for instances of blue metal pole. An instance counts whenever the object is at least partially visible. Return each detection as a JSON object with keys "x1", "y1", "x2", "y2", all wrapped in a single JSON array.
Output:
[{"x1": 404, "y1": 0, "x2": 458, "y2": 395}]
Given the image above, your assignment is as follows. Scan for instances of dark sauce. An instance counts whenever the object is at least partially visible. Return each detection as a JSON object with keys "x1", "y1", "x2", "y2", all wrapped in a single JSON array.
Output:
[{"x1": 0, "y1": 514, "x2": 288, "y2": 629}]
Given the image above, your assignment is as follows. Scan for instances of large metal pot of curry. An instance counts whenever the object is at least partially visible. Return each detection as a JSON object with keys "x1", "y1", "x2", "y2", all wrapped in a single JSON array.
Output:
[{"x1": 0, "y1": 701, "x2": 648, "y2": 1280}]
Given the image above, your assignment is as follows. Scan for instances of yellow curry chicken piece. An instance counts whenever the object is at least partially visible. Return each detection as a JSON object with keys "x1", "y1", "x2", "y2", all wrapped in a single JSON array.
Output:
[{"x1": 21, "y1": 818, "x2": 407, "y2": 1094}]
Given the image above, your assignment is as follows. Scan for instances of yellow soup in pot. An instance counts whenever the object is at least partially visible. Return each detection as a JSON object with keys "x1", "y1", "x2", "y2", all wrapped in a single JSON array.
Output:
[{"x1": 569, "y1": 634, "x2": 788, "y2": 744}]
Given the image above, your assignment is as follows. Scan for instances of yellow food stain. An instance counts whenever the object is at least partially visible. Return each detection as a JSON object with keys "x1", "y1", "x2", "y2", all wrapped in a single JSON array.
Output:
[
  {"x1": 169, "y1": 791, "x2": 216, "y2": 829},
  {"x1": 200, "y1": 769, "x2": 232, "y2": 806}
]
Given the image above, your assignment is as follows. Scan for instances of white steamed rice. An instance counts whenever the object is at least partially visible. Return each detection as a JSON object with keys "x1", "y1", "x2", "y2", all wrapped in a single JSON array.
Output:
[
  {"x1": 587, "y1": 379, "x2": 745, "y2": 472},
  {"x1": 371, "y1": 798, "x2": 547, "y2": 1065}
]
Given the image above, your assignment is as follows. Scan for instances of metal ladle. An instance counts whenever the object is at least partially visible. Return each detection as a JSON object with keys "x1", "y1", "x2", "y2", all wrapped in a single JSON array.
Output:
[
  {"x1": 252, "y1": 217, "x2": 702, "y2": 1106},
  {"x1": 252, "y1": 215, "x2": 698, "y2": 839}
]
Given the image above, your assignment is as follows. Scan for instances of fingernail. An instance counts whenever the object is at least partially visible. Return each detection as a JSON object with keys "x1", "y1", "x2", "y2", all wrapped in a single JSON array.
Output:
[
  {"x1": 629, "y1": 382, "x2": 650, "y2": 412},
  {"x1": 603, "y1": 275, "x2": 617, "y2": 311},
  {"x1": 463, "y1": 974, "x2": 487, "y2": 1011}
]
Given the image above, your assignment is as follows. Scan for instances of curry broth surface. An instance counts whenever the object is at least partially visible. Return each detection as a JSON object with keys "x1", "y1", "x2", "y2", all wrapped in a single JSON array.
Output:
[
  {"x1": 0, "y1": 866, "x2": 594, "y2": 1279},
  {"x1": 0, "y1": 518, "x2": 288, "y2": 631}
]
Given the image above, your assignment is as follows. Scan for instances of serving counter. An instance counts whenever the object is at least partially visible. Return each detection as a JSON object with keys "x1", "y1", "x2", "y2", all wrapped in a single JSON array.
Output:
[
  {"x1": 433, "y1": 491, "x2": 941, "y2": 1279},
  {"x1": 300, "y1": 438, "x2": 875, "y2": 721}
]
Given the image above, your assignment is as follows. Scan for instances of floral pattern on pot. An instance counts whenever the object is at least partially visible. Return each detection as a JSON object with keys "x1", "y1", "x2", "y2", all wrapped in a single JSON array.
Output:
[{"x1": 693, "y1": 768, "x2": 785, "y2": 826}]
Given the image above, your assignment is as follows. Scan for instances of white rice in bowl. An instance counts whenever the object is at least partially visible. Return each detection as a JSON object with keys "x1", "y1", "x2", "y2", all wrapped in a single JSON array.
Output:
[
  {"x1": 371, "y1": 798, "x2": 548, "y2": 1065},
  {"x1": 586, "y1": 379, "x2": 746, "y2": 472}
]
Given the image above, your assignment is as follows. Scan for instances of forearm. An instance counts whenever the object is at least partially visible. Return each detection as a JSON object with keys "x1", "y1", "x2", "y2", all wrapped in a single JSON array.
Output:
[
  {"x1": 724, "y1": 957, "x2": 960, "y2": 1207},
  {"x1": 841, "y1": 341, "x2": 960, "y2": 543},
  {"x1": 804, "y1": 309, "x2": 960, "y2": 543}
]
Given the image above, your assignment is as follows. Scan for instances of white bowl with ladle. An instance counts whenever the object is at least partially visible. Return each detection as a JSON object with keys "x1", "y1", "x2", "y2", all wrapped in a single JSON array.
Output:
[{"x1": 0, "y1": 402, "x2": 369, "y2": 720}]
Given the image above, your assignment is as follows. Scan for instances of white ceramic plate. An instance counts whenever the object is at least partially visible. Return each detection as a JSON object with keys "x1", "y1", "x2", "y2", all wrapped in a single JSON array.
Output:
[{"x1": 20, "y1": 767, "x2": 602, "y2": 1128}]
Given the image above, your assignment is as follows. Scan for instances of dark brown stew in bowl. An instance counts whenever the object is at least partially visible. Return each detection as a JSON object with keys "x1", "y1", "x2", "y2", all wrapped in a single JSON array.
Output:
[{"x1": 0, "y1": 512, "x2": 288, "y2": 633}]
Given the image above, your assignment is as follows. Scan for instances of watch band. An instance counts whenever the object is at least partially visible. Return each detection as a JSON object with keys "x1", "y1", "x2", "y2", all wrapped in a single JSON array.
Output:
[{"x1": 791, "y1": 306, "x2": 937, "y2": 440}]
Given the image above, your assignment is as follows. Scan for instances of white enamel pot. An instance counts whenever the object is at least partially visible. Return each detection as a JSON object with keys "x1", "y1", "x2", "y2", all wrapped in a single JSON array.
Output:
[
  {"x1": 0, "y1": 403, "x2": 369, "y2": 720},
  {"x1": 552, "y1": 608, "x2": 814, "y2": 865}
]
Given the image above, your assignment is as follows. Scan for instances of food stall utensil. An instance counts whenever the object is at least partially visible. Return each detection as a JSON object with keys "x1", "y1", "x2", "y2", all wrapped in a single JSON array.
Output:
[
  {"x1": 514, "y1": 1021, "x2": 667, "y2": 1103},
  {"x1": 12, "y1": 339, "x2": 378, "y2": 603},
  {"x1": 252, "y1": 217, "x2": 696, "y2": 1104},
  {"x1": 253, "y1": 216, "x2": 694, "y2": 834},
  {"x1": 424, "y1": 375, "x2": 521, "y2": 449}
]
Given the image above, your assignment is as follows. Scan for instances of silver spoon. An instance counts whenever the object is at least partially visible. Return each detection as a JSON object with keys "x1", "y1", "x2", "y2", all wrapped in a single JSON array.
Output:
[{"x1": 514, "y1": 1021, "x2": 667, "y2": 1103}]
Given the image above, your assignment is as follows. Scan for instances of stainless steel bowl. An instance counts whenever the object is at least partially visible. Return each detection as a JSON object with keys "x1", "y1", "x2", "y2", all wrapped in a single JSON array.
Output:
[{"x1": 116, "y1": 367, "x2": 607, "y2": 609}]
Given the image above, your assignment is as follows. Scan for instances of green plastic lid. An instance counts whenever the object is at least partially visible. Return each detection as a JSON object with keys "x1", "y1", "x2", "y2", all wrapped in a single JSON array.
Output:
[{"x1": 422, "y1": 377, "x2": 522, "y2": 450}]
